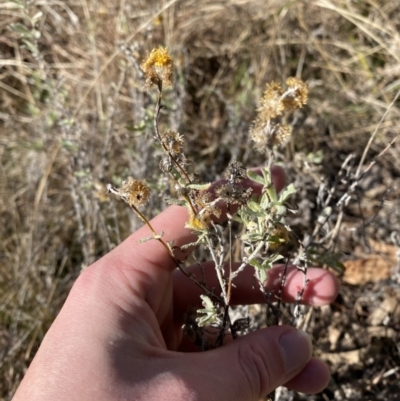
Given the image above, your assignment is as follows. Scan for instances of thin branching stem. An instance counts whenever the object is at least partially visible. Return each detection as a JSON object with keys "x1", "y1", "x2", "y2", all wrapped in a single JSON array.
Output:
[
  {"x1": 226, "y1": 213, "x2": 233, "y2": 304},
  {"x1": 205, "y1": 233, "x2": 227, "y2": 303},
  {"x1": 232, "y1": 240, "x2": 265, "y2": 279},
  {"x1": 154, "y1": 88, "x2": 192, "y2": 185}
]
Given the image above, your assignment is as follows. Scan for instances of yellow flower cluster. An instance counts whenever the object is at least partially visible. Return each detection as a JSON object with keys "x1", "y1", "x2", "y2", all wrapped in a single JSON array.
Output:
[
  {"x1": 141, "y1": 47, "x2": 174, "y2": 89},
  {"x1": 185, "y1": 204, "x2": 221, "y2": 231},
  {"x1": 268, "y1": 223, "x2": 290, "y2": 250},
  {"x1": 186, "y1": 213, "x2": 209, "y2": 231}
]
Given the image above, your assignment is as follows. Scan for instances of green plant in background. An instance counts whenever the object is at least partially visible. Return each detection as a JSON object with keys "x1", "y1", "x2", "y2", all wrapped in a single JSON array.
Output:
[{"x1": 108, "y1": 47, "x2": 309, "y2": 348}]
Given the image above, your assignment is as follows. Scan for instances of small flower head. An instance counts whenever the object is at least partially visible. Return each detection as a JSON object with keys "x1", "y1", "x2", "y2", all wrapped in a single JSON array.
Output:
[
  {"x1": 194, "y1": 192, "x2": 212, "y2": 209},
  {"x1": 249, "y1": 77, "x2": 308, "y2": 152},
  {"x1": 215, "y1": 183, "x2": 252, "y2": 205},
  {"x1": 272, "y1": 123, "x2": 292, "y2": 147},
  {"x1": 161, "y1": 129, "x2": 184, "y2": 155},
  {"x1": 201, "y1": 204, "x2": 221, "y2": 221},
  {"x1": 282, "y1": 78, "x2": 308, "y2": 110},
  {"x1": 268, "y1": 223, "x2": 290, "y2": 250},
  {"x1": 119, "y1": 177, "x2": 150, "y2": 207},
  {"x1": 258, "y1": 82, "x2": 285, "y2": 120},
  {"x1": 185, "y1": 204, "x2": 221, "y2": 231},
  {"x1": 250, "y1": 122, "x2": 292, "y2": 151},
  {"x1": 224, "y1": 160, "x2": 247, "y2": 183},
  {"x1": 186, "y1": 212, "x2": 209, "y2": 231},
  {"x1": 141, "y1": 47, "x2": 174, "y2": 89}
]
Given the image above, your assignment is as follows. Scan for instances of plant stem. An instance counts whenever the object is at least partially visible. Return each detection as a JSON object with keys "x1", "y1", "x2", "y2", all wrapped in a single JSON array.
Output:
[
  {"x1": 153, "y1": 89, "x2": 192, "y2": 185},
  {"x1": 129, "y1": 202, "x2": 223, "y2": 303}
]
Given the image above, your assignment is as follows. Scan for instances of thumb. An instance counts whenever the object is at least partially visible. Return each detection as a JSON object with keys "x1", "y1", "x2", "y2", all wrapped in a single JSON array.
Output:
[{"x1": 189, "y1": 326, "x2": 312, "y2": 401}]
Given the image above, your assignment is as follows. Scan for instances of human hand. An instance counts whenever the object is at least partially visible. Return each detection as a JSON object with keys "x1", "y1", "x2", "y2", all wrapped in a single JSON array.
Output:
[{"x1": 13, "y1": 167, "x2": 339, "y2": 401}]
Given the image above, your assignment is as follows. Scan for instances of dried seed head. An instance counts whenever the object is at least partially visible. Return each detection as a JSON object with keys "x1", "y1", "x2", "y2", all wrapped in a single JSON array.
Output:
[
  {"x1": 200, "y1": 205, "x2": 221, "y2": 220},
  {"x1": 224, "y1": 160, "x2": 247, "y2": 183},
  {"x1": 161, "y1": 129, "x2": 184, "y2": 155},
  {"x1": 215, "y1": 183, "x2": 252, "y2": 205},
  {"x1": 250, "y1": 122, "x2": 292, "y2": 151},
  {"x1": 120, "y1": 177, "x2": 150, "y2": 207},
  {"x1": 258, "y1": 82, "x2": 285, "y2": 121},
  {"x1": 272, "y1": 124, "x2": 292, "y2": 147},
  {"x1": 194, "y1": 192, "x2": 212, "y2": 209},
  {"x1": 141, "y1": 47, "x2": 174, "y2": 88},
  {"x1": 249, "y1": 117, "x2": 267, "y2": 147},
  {"x1": 249, "y1": 77, "x2": 308, "y2": 152},
  {"x1": 281, "y1": 77, "x2": 308, "y2": 110}
]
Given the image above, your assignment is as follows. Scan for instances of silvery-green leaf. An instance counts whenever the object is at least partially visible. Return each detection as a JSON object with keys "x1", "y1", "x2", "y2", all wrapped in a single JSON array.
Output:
[
  {"x1": 200, "y1": 295, "x2": 214, "y2": 309},
  {"x1": 165, "y1": 198, "x2": 186, "y2": 206},
  {"x1": 249, "y1": 258, "x2": 262, "y2": 269},
  {"x1": 195, "y1": 295, "x2": 219, "y2": 327},
  {"x1": 279, "y1": 183, "x2": 296, "y2": 202},
  {"x1": 10, "y1": 23, "x2": 31, "y2": 36},
  {"x1": 31, "y1": 29, "x2": 41, "y2": 39},
  {"x1": 245, "y1": 208, "x2": 266, "y2": 218},
  {"x1": 256, "y1": 268, "x2": 268, "y2": 283},
  {"x1": 274, "y1": 204, "x2": 287, "y2": 217},
  {"x1": 261, "y1": 260, "x2": 273, "y2": 270},
  {"x1": 231, "y1": 214, "x2": 243, "y2": 223},
  {"x1": 261, "y1": 168, "x2": 272, "y2": 184},
  {"x1": 269, "y1": 254, "x2": 284, "y2": 263},
  {"x1": 187, "y1": 183, "x2": 212, "y2": 190},
  {"x1": 247, "y1": 200, "x2": 262, "y2": 212},
  {"x1": 258, "y1": 192, "x2": 266, "y2": 209},
  {"x1": 22, "y1": 39, "x2": 38, "y2": 55},
  {"x1": 32, "y1": 11, "x2": 43, "y2": 23},
  {"x1": 247, "y1": 170, "x2": 265, "y2": 185}
]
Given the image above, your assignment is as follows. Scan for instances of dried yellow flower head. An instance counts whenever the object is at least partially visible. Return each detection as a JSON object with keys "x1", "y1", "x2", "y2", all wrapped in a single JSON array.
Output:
[
  {"x1": 250, "y1": 122, "x2": 292, "y2": 150},
  {"x1": 268, "y1": 223, "x2": 290, "y2": 250},
  {"x1": 273, "y1": 124, "x2": 292, "y2": 147},
  {"x1": 249, "y1": 77, "x2": 308, "y2": 152},
  {"x1": 141, "y1": 47, "x2": 174, "y2": 88},
  {"x1": 282, "y1": 78, "x2": 308, "y2": 110},
  {"x1": 120, "y1": 177, "x2": 150, "y2": 207},
  {"x1": 185, "y1": 204, "x2": 221, "y2": 231},
  {"x1": 258, "y1": 82, "x2": 285, "y2": 120},
  {"x1": 186, "y1": 212, "x2": 209, "y2": 231}
]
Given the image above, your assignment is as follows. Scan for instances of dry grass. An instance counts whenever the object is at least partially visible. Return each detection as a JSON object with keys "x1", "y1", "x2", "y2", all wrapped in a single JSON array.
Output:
[{"x1": 1, "y1": 0, "x2": 400, "y2": 400}]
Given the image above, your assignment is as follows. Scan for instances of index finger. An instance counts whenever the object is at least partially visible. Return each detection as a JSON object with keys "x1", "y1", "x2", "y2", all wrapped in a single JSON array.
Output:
[{"x1": 173, "y1": 263, "x2": 339, "y2": 318}]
